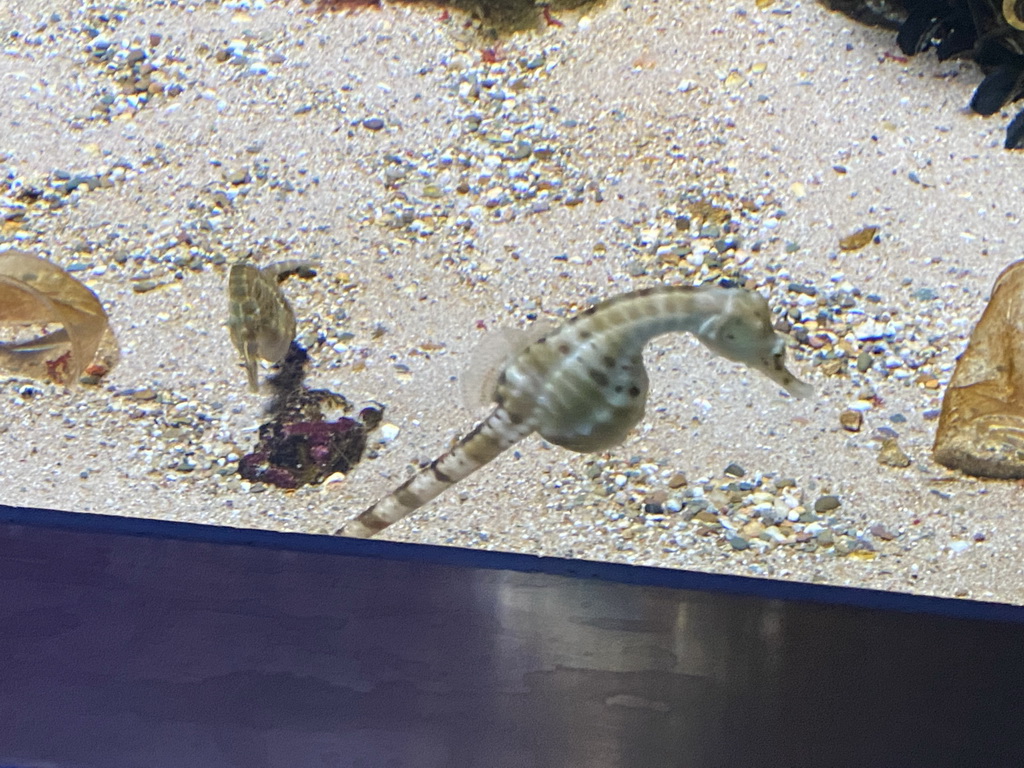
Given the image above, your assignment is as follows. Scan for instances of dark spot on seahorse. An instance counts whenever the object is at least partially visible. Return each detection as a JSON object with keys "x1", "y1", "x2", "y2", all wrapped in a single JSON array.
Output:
[
  {"x1": 507, "y1": 410, "x2": 524, "y2": 425},
  {"x1": 637, "y1": 286, "x2": 655, "y2": 296},
  {"x1": 581, "y1": 306, "x2": 597, "y2": 316},
  {"x1": 431, "y1": 462, "x2": 454, "y2": 484},
  {"x1": 578, "y1": 329, "x2": 592, "y2": 340},
  {"x1": 614, "y1": 385, "x2": 624, "y2": 393},
  {"x1": 602, "y1": 355, "x2": 615, "y2": 368},
  {"x1": 462, "y1": 422, "x2": 485, "y2": 443},
  {"x1": 628, "y1": 385, "x2": 641, "y2": 397},
  {"x1": 535, "y1": 336, "x2": 547, "y2": 345},
  {"x1": 395, "y1": 487, "x2": 421, "y2": 509},
  {"x1": 589, "y1": 368, "x2": 609, "y2": 387},
  {"x1": 558, "y1": 342, "x2": 571, "y2": 355},
  {"x1": 497, "y1": 370, "x2": 508, "y2": 386},
  {"x1": 353, "y1": 512, "x2": 390, "y2": 534}
]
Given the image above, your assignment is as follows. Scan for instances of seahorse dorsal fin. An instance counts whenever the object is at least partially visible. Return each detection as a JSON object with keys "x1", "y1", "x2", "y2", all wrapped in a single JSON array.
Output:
[{"x1": 461, "y1": 321, "x2": 553, "y2": 413}]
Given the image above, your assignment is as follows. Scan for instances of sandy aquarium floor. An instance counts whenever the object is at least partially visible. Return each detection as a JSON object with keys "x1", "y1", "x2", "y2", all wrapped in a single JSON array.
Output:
[{"x1": 2, "y1": 0, "x2": 1023, "y2": 604}]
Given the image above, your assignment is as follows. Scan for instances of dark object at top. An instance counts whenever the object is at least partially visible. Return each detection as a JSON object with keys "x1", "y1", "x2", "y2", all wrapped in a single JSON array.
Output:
[
  {"x1": 823, "y1": 0, "x2": 1024, "y2": 147},
  {"x1": 841, "y1": 0, "x2": 1024, "y2": 148},
  {"x1": 314, "y1": 0, "x2": 599, "y2": 32}
]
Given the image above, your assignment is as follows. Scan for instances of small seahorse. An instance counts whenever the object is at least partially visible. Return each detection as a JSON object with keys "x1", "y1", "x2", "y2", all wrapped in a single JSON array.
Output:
[
  {"x1": 227, "y1": 259, "x2": 318, "y2": 392},
  {"x1": 339, "y1": 284, "x2": 810, "y2": 538}
]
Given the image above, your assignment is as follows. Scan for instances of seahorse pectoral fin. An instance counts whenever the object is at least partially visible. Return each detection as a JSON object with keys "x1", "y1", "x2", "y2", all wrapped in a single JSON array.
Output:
[{"x1": 461, "y1": 322, "x2": 554, "y2": 413}]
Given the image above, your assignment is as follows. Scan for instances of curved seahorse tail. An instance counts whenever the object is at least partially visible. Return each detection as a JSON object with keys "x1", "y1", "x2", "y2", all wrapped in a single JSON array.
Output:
[{"x1": 339, "y1": 406, "x2": 534, "y2": 538}]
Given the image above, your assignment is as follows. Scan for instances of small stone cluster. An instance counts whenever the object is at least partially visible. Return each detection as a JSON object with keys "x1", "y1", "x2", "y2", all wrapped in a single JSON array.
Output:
[
  {"x1": 577, "y1": 459, "x2": 887, "y2": 560},
  {"x1": 78, "y1": 12, "x2": 188, "y2": 124}
]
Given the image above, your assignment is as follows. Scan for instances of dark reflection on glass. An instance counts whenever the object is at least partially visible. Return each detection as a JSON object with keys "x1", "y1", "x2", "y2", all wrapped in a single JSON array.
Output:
[{"x1": 1, "y1": 507, "x2": 1022, "y2": 768}]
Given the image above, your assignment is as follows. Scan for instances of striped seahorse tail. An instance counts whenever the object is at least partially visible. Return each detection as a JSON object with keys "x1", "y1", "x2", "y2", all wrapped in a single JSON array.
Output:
[{"x1": 340, "y1": 406, "x2": 534, "y2": 538}]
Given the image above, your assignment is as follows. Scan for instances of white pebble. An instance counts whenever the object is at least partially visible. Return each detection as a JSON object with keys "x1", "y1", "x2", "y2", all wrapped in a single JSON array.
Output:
[
  {"x1": 854, "y1": 320, "x2": 888, "y2": 341},
  {"x1": 378, "y1": 423, "x2": 401, "y2": 443}
]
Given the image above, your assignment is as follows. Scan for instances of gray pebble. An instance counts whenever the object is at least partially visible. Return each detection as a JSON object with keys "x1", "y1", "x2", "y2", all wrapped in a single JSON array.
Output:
[
  {"x1": 814, "y1": 495, "x2": 842, "y2": 512},
  {"x1": 911, "y1": 287, "x2": 938, "y2": 301}
]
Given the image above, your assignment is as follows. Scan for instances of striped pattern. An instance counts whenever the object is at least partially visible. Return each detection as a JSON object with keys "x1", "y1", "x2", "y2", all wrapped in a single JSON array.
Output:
[
  {"x1": 226, "y1": 260, "x2": 317, "y2": 392},
  {"x1": 339, "y1": 284, "x2": 809, "y2": 538},
  {"x1": 227, "y1": 264, "x2": 297, "y2": 392}
]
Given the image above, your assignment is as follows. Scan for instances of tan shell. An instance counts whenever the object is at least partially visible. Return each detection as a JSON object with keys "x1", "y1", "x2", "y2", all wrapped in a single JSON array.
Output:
[{"x1": 0, "y1": 250, "x2": 117, "y2": 385}]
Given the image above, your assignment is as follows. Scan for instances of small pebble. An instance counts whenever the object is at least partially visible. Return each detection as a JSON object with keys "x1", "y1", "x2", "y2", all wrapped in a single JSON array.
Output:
[
  {"x1": 839, "y1": 409, "x2": 862, "y2": 432},
  {"x1": 727, "y1": 534, "x2": 750, "y2": 551},
  {"x1": 814, "y1": 495, "x2": 842, "y2": 512},
  {"x1": 667, "y1": 472, "x2": 687, "y2": 489},
  {"x1": 877, "y1": 438, "x2": 911, "y2": 468},
  {"x1": 869, "y1": 523, "x2": 897, "y2": 541}
]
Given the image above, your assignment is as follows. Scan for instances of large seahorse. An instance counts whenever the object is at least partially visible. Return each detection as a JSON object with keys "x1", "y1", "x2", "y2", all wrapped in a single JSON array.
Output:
[{"x1": 339, "y1": 284, "x2": 811, "y2": 538}]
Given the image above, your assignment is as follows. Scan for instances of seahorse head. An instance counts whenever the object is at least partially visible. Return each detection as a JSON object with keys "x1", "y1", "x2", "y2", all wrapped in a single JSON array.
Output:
[{"x1": 695, "y1": 288, "x2": 812, "y2": 398}]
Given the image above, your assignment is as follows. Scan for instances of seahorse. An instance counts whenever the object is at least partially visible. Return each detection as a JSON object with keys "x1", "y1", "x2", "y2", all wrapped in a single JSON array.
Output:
[
  {"x1": 338, "y1": 284, "x2": 811, "y2": 538},
  {"x1": 227, "y1": 259, "x2": 317, "y2": 392}
]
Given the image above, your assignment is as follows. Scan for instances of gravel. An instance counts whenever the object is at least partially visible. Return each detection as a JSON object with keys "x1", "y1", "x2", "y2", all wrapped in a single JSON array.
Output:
[{"x1": 1, "y1": 0, "x2": 1023, "y2": 605}]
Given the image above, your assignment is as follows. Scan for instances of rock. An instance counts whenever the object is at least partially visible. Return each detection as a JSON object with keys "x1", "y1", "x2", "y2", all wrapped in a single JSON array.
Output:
[
  {"x1": 237, "y1": 343, "x2": 383, "y2": 489},
  {"x1": 878, "y1": 437, "x2": 912, "y2": 468},
  {"x1": 667, "y1": 472, "x2": 687, "y2": 489},
  {"x1": 839, "y1": 409, "x2": 863, "y2": 432},
  {"x1": 645, "y1": 490, "x2": 668, "y2": 506},
  {"x1": 869, "y1": 523, "x2": 897, "y2": 541},
  {"x1": 933, "y1": 260, "x2": 1024, "y2": 478},
  {"x1": 740, "y1": 520, "x2": 766, "y2": 539},
  {"x1": 726, "y1": 534, "x2": 750, "y2": 551},
  {"x1": 854, "y1": 319, "x2": 889, "y2": 341},
  {"x1": 814, "y1": 495, "x2": 841, "y2": 512},
  {"x1": 225, "y1": 167, "x2": 251, "y2": 185}
]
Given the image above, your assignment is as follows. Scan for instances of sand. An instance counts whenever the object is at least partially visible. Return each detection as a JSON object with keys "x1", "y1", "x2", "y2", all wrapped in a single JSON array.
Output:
[{"x1": 2, "y1": 0, "x2": 1023, "y2": 604}]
